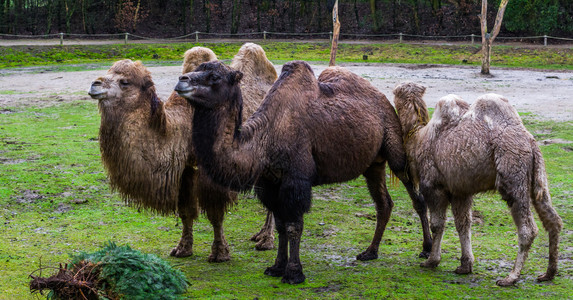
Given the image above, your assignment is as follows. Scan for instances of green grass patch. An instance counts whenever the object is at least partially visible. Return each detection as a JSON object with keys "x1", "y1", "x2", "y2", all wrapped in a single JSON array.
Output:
[
  {"x1": 1, "y1": 41, "x2": 572, "y2": 70},
  {"x1": 0, "y1": 98, "x2": 571, "y2": 298}
]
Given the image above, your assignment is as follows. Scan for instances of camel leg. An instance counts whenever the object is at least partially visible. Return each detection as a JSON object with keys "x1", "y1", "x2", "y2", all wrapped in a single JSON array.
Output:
[
  {"x1": 205, "y1": 202, "x2": 231, "y2": 263},
  {"x1": 357, "y1": 163, "x2": 393, "y2": 261},
  {"x1": 270, "y1": 177, "x2": 311, "y2": 284},
  {"x1": 282, "y1": 219, "x2": 305, "y2": 284},
  {"x1": 197, "y1": 173, "x2": 234, "y2": 263},
  {"x1": 496, "y1": 197, "x2": 538, "y2": 286},
  {"x1": 385, "y1": 145, "x2": 432, "y2": 258},
  {"x1": 257, "y1": 180, "x2": 287, "y2": 276},
  {"x1": 171, "y1": 168, "x2": 199, "y2": 257},
  {"x1": 531, "y1": 192, "x2": 562, "y2": 282},
  {"x1": 451, "y1": 196, "x2": 474, "y2": 274},
  {"x1": 402, "y1": 180, "x2": 432, "y2": 258},
  {"x1": 264, "y1": 216, "x2": 288, "y2": 277},
  {"x1": 250, "y1": 210, "x2": 275, "y2": 250},
  {"x1": 421, "y1": 191, "x2": 449, "y2": 269}
]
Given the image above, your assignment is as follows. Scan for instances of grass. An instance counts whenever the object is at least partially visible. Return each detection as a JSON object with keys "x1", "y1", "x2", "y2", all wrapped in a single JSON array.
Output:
[
  {"x1": 0, "y1": 98, "x2": 571, "y2": 298},
  {"x1": 0, "y1": 41, "x2": 572, "y2": 70}
]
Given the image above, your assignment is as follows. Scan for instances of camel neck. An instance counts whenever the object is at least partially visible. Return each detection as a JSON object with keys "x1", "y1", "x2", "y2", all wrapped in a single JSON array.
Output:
[
  {"x1": 398, "y1": 104, "x2": 428, "y2": 144},
  {"x1": 191, "y1": 103, "x2": 262, "y2": 192}
]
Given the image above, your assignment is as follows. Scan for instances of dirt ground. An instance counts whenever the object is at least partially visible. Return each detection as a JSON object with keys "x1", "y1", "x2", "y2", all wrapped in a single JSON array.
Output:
[{"x1": 0, "y1": 63, "x2": 572, "y2": 121}]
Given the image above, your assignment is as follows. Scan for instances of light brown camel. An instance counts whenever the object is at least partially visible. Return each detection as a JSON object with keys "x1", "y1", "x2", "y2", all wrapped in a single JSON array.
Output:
[
  {"x1": 87, "y1": 44, "x2": 277, "y2": 262},
  {"x1": 174, "y1": 60, "x2": 432, "y2": 284},
  {"x1": 392, "y1": 82, "x2": 562, "y2": 286}
]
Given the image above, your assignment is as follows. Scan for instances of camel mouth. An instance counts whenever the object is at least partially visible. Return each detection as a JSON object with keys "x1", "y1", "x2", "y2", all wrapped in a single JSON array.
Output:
[
  {"x1": 174, "y1": 84, "x2": 197, "y2": 99},
  {"x1": 88, "y1": 90, "x2": 107, "y2": 100},
  {"x1": 88, "y1": 85, "x2": 108, "y2": 100},
  {"x1": 175, "y1": 89, "x2": 196, "y2": 99}
]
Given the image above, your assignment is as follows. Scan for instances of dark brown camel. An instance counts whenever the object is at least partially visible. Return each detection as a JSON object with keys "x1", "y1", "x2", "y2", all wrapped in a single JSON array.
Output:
[
  {"x1": 175, "y1": 60, "x2": 432, "y2": 284},
  {"x1": 87, "y1": 44, "x2": 277, "y2": 262},
  {"x1": 392, "y1": 82, "x2": 562, "y2": 286}
]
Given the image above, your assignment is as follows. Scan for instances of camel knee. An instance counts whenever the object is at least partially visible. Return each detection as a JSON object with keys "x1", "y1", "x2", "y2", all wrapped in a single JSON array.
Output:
[
  {"x1": 430, "y1": 224, "x2": 442, "y2": 234},
  {"x1": 518, "y1": 225, "x2": 537, "y2": 248}
]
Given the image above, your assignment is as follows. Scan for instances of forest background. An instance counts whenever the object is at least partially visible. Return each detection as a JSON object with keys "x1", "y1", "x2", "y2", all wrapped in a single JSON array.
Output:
[{"x1": 0, "y1": 0, "x2": 572, "y2": 40}]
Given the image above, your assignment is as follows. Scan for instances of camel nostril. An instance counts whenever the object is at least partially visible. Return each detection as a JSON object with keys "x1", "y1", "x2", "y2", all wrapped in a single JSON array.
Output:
[
  {"x1": 179, "y1": 75, "x2": 190, "y2": 82},
  {"x1": 92, "y1": 80, "x2": 103, "y2": 86}
]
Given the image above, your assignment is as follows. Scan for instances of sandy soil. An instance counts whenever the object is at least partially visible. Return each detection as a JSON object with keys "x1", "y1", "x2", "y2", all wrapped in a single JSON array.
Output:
[{"x1": 0, "y1": 63, "x2": 572, "y2": 121}]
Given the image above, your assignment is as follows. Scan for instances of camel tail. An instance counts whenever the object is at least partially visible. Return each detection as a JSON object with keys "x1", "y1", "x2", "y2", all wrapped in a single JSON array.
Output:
[{"x1": 530, "y1": 143, "x2": 562, "y2": 281}]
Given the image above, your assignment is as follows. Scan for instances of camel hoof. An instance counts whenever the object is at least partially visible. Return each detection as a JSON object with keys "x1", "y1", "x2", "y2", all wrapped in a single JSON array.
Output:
[
  {"x1": 281, "y1": 267, "x2": 306, "y2": 284},
  {"x1": 537, "y1": 272, "x2": 555, "y2": 282},
  {"x1": 281, "y1": 273, "x2": 306, "y2": 285},
  {"x1": 208, "y1": 254, "x2": 230, "y2": 263},
  {"x1": 496, "y1": 277, "x2": 517, "y2": 287},
  {"x1": 170, "y1": 247, "x2": 193, "y2": 258},
  {"x1": 454, "y1": 265, "x2": 473, "y2": 274},
  {"x1": 264, "y1": 265, "x2": 285, "y2": 277},
  {"x1": 255, "y1": 238, "x2": 275, "y2": 251},
  {"x1": 420, "y1": 259, "x2": 440, "y2": 269},
  {"x1": 250, "y1": 233, "x2": 261, "y2": 242},
  {"x1": 356, "y1": 250, "x2": 378, "y2": 261},
  {"x1": 418, "y1": 251, "x2": 430, "y2": 259}
]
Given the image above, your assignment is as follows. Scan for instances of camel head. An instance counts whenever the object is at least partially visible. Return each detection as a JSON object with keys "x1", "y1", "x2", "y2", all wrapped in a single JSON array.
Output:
[
  {"x1": 88, "y1": 59, "x2": 157, "y2": 109},
  {"x1": 392, "y1": 82, "x2": 430, "y2": 137},
  {"x1": 175, "y1": 61, "x2": 243, "y2": 109}
]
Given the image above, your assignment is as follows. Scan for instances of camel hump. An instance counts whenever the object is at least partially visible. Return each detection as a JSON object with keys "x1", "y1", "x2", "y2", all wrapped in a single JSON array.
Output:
[
  {"x1": 275, "y1": 61, "x2": 317, "y2": 88},
  {"x1": 231, "y1": 43, "x2": 277, "y2": 84},
  {"x1": 317, "y1": 66, "x2": 360, "y2": 84},
  {"x1": 182, "y1": 47, "x2": 217, "y2": 74},
  {"x1": 464, "y1": 93, "x2": 521, "y2": 127},
  {"x1": 317, "y1": 66, "x2": 382, "y2": 99},
  {"x1": 433, "y1": 94, "x2": 469, "y2": 122}
]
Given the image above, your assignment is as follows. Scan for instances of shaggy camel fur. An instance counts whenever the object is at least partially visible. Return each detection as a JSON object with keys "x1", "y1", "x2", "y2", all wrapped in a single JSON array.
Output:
[
  {"x1": 87, "y1": 44, "x2": 277, "y2": 262},
  {"x1": 175, "y1": 60, "x2": 432, "y2": 284},
  {"x1": 392, "y1": 82, "x2": 562, "y2": 286}
]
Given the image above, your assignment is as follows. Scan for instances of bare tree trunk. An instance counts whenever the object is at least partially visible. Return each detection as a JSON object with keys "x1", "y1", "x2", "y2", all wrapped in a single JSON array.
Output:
[
  {"x1": 230, "y1": 0, "x2": 241, "y2": 34},
  {"x1": 204, "y1": 0, "x2": 210, "y2": 33},
  {"x1": 63, "y1": 0, "x2": 76, "y2": 34},
  {"x1": 329, "y1": 0, "x2": 340, "y2": 67},
  {"x1": 289, "y1": 0, "x2": 295, "y2": 32},
  {"x1": 354, "y1": 0, "x2": 360, "y2": 28},
  {"x1": 133, "y1": 0, "x2": 141, "y2": 32},
  {"x1": 81, "y1": 0, "x2": 86, "y2": 33},
  {"x1": 46, "y1": 0, "x2": 54, "y2": 34},
  {"x1": 480, "y1": 0, "x2": 510, "y2": 75},
  {"x1": 369, "y1": 0, "x2": 379, "y2": 31},
  {"x1": 256, "y1": 1, "x2": 261, "y2": 32},
  {"x1": 0, "y1": 0, "x2": 5, "y2": 34}
]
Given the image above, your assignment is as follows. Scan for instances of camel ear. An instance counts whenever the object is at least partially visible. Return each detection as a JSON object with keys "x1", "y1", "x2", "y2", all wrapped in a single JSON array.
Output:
[{"x1": 228, "y1": 70, "x2": 243, "y2": 85}]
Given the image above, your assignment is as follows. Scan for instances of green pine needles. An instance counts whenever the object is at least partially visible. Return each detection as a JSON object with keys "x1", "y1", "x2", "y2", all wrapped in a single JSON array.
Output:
[{"x1": 30, "y1": 242, "x2": 188, "y2": 300}]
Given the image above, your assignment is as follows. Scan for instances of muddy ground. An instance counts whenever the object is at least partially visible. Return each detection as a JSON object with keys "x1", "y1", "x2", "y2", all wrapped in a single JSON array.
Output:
[{"x1": 0, "y1": 63, "x2": 572, "y2": 121}]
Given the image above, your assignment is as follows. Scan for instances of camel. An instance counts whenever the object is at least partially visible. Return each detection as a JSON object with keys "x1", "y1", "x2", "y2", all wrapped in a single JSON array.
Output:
[
  {"x1": 174, "y1": 60, "x2": 432, "y2": 284},
  {"x1": 392, "y1": 82, "x2": 562, "y2": 286},
  {"x1": 87, "y1": 43, "x2": 277, "y2": 262}
]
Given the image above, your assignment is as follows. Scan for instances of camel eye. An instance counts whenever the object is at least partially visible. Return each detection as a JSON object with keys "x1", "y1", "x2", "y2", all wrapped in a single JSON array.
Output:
[
  {"x1": 210, "y1": 74, "x2": 221, "y2": 82},
  {"x1": 119, "y1": 79, "x2": 130, "y2": 86}
]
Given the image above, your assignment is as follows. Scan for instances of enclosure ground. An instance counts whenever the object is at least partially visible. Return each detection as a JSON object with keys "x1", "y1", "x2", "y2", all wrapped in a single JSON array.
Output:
[{"x1": 1, "y1": 62, "x2": 571, "y2": 121}]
